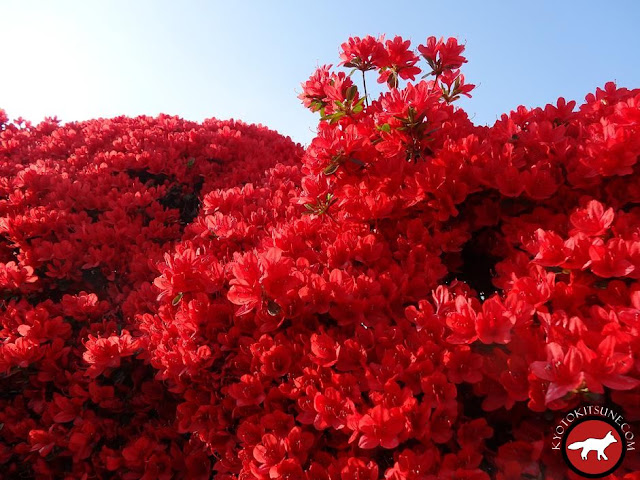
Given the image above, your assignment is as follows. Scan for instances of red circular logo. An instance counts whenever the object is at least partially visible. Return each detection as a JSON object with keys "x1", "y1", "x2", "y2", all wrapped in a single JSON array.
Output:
[{"x1": 562, "y1": 416, "x2": 626, "y2": 478}]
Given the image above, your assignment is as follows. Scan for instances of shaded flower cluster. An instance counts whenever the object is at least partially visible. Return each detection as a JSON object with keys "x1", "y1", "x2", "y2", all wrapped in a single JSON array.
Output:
[
  {"x1": 0, "y1": 114, "x2": 302, "y2": 478},
  {"x1": 1, "y1": 34, "x2": 640, "y2": 479}
]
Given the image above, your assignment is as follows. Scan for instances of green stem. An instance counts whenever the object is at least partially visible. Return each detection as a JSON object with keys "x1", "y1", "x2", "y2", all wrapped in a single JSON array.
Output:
[
  {"x1": 362, "y1": 70, "x2": 369, "y2": 107},
  {"x1": 431, "y1": 73, "x2": 440, "y2": 95}
]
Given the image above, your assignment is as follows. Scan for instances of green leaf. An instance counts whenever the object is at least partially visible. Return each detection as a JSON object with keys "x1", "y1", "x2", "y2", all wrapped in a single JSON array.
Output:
[
  {"x1": 323, "y1": 162, "x2": 340, "y2": 175},
  {"x1": 346, "y1": 85, "x2": 358, "y2": 103},
  {"x1": 310, "y1": 100, "x2": 325, "y2": 113},
  {"x1": 320, "y1": 111, "x2": 345, "y2": 123},
  {"x1": 266, "y1": 300, "x2": 281, "y2": 316},
  {"x1": 172, "y1": 292, "x2": 183, "y2": 306},
  {"x1": 186, "y1": 158, "x2": 196, "y2": 168},
  {"x1": 352, "y1": 97, "x2": 365, "y2": 114},
  {"x1": 329, "y1": 112, "x2": 345, "y2": 123}
]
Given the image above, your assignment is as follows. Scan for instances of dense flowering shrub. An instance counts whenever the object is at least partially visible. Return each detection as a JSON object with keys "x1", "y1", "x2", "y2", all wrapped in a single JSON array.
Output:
[
  {"x1": 1, "y1": 34, "x2": 640, "y2": 479},
  {"x1": 0, "y1": 114, "x2": 302, "y2": 478}
]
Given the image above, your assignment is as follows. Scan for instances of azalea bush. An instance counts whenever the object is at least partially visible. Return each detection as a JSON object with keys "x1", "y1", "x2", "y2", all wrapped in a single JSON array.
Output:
[{"x1": 0, "y1": 34, "x2": 639, "y2": 479}]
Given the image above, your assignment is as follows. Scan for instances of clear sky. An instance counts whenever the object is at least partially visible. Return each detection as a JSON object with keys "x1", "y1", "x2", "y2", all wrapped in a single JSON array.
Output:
[{"x1": 1, "y1": 1, "x2": 639, "y2": 146}]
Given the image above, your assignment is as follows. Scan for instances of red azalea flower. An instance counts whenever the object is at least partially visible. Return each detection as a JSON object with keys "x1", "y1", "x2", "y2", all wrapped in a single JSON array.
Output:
[
  {"x1": 445, "y1": 296, "x2": 479, "y2": 344},
  {"x1": 580, "y1": 336, "x2": 640, "y2": 392},
  {"x1": 530, "y1": 343, "x2": 585, "y2": 404},
  {"x1": 530, "y1": 229, "x2": 570, "y2": 267},
  {"x1": 421, "y1": 372, "x2": 457, "y2": 410},
  {"x1": 339, "y1": 35, "x2": 388, "y2": 71},
  {"x1": 154, "y1": 248, "x2": 224, "y2": 301},
  {"x1": 227, "y1": 251, "x2": 263, "y2": 314},
  {"x1": 253, "y1": 433, "x2": 286, "y2": 467},
  {"x1": 444, "y1": 345, "x2": 484, "y2": 384},
  {"x1": 385, "y1": 448, "x2": 439, "y2": 480},
  {"x1": 0, "y1": 261, "x2": 37, "y2": 289},
  {"x1": 298, "y1": 64, "x2": 333, "y2": 112},
  {"x1": 261, "y1": 345, "x2": 293, "y2": 377},
  {"x1": 82, "y1": 331, "x2": 139, "y2": 378},
  {"x1": 310, "y1": 332, "x2": 340, "y2": 367},
  {"x1": 377, "y1": 36, "x2": 421, "y2": 88},
  {"x1": 587, "y1": 238, "x2": 635, "y2": 277},
  {"x1": 569, "y1": 200, "x2": 615, "y2": 236},
  {"x1": 418, "y1": 36, "x2": 467, "y2": 76},
  {"x1": 339, "y1": 457, "x2": 379, "y2": 480},
  {"x1": 358, "y1": 405, "x2": 406, "y2": 449},
  {"x1": 269, "y1": 459, "x2": 305, "y2": 480},
  {"x1": 313, "y1": 387, "x2": 355, "y2": 430},
  {"x1": 28, "y1": 430, "x2": 56, "y2": 457},
  {"x1": 439, "y1": 69, "x2": 475, "y2": 102},
  {"x1": 475, "y1": 296, "x2": 516, "y2": 345},
  {"x1": 284, "y1": 427, "x2": 315, "y2": 465},
  {"x1": 457, "y1": 418, "x2": 494, "y2": 449},
  {"x1": 228, "y1": 374, "x2": 266, "y2": 407}
]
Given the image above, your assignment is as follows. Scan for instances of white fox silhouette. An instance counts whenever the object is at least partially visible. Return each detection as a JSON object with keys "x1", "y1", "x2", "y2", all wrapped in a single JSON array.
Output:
[{"x1": 567, "y1": 431, "x2": 617, "y2": 461}]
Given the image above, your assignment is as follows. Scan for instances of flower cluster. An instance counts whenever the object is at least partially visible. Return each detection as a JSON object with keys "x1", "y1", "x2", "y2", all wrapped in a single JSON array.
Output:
[
  {"x1": 1, "y1": 33, "x2": 640, "y2": 479},
  {"x1": 0, "y1": 113, "x2": 302, "y2": 478}
]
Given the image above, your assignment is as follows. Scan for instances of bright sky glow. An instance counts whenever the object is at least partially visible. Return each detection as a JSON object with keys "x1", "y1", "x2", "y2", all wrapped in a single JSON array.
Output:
[{"x1": 1, "y1": 0, "x2": 639, "y2": 145}]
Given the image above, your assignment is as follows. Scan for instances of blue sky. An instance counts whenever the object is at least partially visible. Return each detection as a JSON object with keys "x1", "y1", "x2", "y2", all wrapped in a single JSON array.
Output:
[{"x1": 1, "y1": 1, "x2": 639, "y2": 145}]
